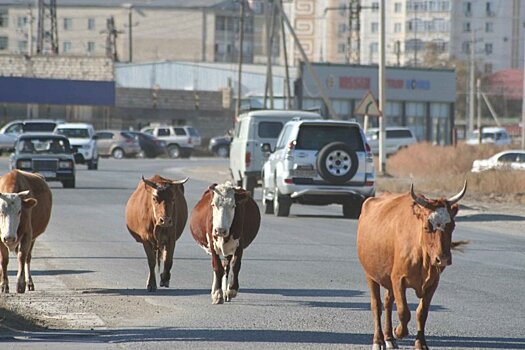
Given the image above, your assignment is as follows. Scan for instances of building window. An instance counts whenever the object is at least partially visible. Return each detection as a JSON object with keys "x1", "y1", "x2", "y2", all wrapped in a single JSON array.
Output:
[
  {"x1": 87, "y1": 18, "x2": 95, "y2": 30},
  {"x1": 17, "y1": 16, "x2": 27, "y2": 28},
  {"x1": 215, "y1": 16, "x2": 226, "y2": 31},
  {"x1": 371, "y1": 2, "x2": 379, "y2": 12},
  {"x1": 63, "y1": 18, "x2": 72, "y2": 30},
  {"x1": 0, "y1": 36, "x2": 7, "y2": 50},
  {"x1": 485, "y1": 43, "x2": 493, "y2": 55},
  {"x1": 441, "y1": 1, "x2": 451, "y2": 11},
  {"x1": 463, "y1": 22, "x2": 471, "y2": 32},
  {"x1": 486, "y1": 2, "x2": 494, "y2": 16},
  {"x1": 337, "y1": 43, "x2": 346, "y2": 53},
  {"x1": 394, "y1": 2, "x2": 402, "y2": 12},
  {"x1": 484, "y1": 63, "x2": 493, "y2": 74},
  {"x1": 63, "y1": 41, "x2": 72, "y2": 53},
  {"x1": 17, "y1": 40, "x2": 27, "y2": 52},
  {"x1": 370, "y1": 42, "x2": 378, "y2": 53},
  {"x1": 463, "y1": 1, "x2": 472, "y2": 16},
  {"x1": 0, "y1": 9, "x2": 8, "y2": 27},
  {"x1": 87, "y1": 41, "x2": 95, "y2": 53},
  {"x1": 462, "y1": 41, "x2": 470, "y2": 54},
  {"x1": 371, "y1": 22, "x2": 379, "y2": 33},
  {"x1": 394, "y1": 23, "x2": 402, "y2": 32},
  {"x1": 338, "y1": 23, "x2": 346, "y2": 34},
  {"x1": 485, "y1": 22, "x2": 493, "y2": 32}
]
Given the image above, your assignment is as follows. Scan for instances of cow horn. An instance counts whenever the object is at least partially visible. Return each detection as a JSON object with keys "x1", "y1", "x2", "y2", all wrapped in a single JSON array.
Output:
[
  {"x1": 141, "y1": 175, "x2": 159, "y2": 189},
  {"x1": 410, "y1": 183, "x2": 433, "y2": 209},
  {"x1": 17, "y1": 190, "x2": 31, "y2": 197},
  {"x1": 172, "y1": 177, "x2": 188, "y2": 185},
  {"x1": 447, "y1": 180, "x2": 467, "y2": 206},
  {"x1": 212, "y1": 187, "x2": 223, "y2": 197}
]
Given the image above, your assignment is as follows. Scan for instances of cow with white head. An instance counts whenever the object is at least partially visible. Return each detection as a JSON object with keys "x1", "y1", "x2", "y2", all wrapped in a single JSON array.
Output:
[{"x1": 190, "y1": 181, "x2": 260, "y2": 304}]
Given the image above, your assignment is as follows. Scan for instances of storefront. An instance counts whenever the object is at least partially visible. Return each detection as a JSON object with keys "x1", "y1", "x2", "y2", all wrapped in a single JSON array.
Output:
[{"x1": 297, "y1": 63, "x2": 456, "y2": 145}]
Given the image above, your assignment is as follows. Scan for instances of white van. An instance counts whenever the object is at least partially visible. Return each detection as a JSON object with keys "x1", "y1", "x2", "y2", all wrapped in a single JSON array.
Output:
[
  {"x1": 229, "y1": 109, "x2": 322, "y2": 195},
  {"x1": 54, "y1": 123, "x2": 99, "y2": 170},
  {"x1": 366, "y1": 127, "x2": 417, "y2": 156},
  {"x1": 466, "y1": 127, "x2": 511, "y2": 145}
]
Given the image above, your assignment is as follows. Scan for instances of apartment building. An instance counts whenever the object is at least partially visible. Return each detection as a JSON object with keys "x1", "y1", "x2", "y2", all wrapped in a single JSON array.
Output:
[{"x1": 0, "y1": 0, "x2": 275, "y2": 64}]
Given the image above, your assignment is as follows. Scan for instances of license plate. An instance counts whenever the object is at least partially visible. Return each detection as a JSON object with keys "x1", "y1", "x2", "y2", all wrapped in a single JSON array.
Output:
[
  {"x1": 39, "y1": 171, "x2": 56, "y2": 178},
  {"x1": 293, "y1": 169, "x2": 316, "y2": 177}
]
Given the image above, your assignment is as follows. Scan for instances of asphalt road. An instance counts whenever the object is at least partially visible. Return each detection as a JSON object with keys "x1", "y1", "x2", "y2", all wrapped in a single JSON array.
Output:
[{"x1": 0, "y1": 157, "x2": 524, "y2": 350}]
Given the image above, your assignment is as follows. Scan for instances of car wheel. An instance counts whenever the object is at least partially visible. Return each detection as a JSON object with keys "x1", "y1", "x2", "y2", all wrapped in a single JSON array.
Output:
[
  {"x1": 316, "y1": 142, "x2": 358, "y2": 184},
  {"x1": 112, "y1": 148, "x2": 125, "y2": 159},
  {"x1": 215, "y1": 145, "x2": 229, "y2": 158},
  {"x1": 242, "y1": 175, "x2": 256, "y2": 196},
  {"x1": 273, "y1": 187, "x2": 291, "y2": 217},
  {"x1": 342, "y1": 198, "x2": 362, "y2": 219},
  {"x1": 62, "y1": 179, "x2": 75, "y2": 189},
  {"x1": 261, "y1": 177, "x2": 274, "y2": 215},
  {"x1": 168, "y1": 145, "x2": 181, "y2": 159}
]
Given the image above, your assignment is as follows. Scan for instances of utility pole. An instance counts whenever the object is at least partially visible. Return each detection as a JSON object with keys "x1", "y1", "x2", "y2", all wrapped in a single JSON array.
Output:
[
  {"x1": 468, "y1": 30, "x2": 476, "y2": 136},
  {"x1": 27, "y1": 4, "x2": 33, "y2": 56},
  {"x1": 413, "y1": 2, "x2": 417, "y2": 66},
  {"x1": 264, "y1": 0, "x2": 276, "y2": 109},
  {"x1": 378, "y1": 0, "x2": 386, "y2": 174},
  {"x1": 522, "y1": 41, "x2": 525, "y2": 149},
  {"x1": 280, "y1": 0, "x2": 292, "y2": 109},
  {"x1": 123, "y1": 4, "x2": 134, "y2": 62},
  {"x1": 347, "y1": 0, "x2": 361, "y2": 64},
  {"x1": 103, "y1": 16, "x2": 120, "y2": 62},
  {"x1": 235, "y1": 0, "x2": 245, "y2": 118},
  {"x1": 49, "y1": 0, "x2": 58, "y2": 54},
  {"x1": 36, "y1": 0, "x2": 58, "y2": 54}
]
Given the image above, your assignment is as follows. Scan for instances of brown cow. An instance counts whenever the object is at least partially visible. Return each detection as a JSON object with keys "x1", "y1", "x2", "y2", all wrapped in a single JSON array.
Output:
[
  {"x1": 357, "y1": 182, "x2": 467, "y2": 350},
  {"x1": 125, "y1": 175, "x2": 188, "y2": 292},
  {"x1": 190, "y1": 182, "x2": 260, "y2": 304},
  {"x1": 0, "y1": 170, "x2": 52, "y2": 293}
]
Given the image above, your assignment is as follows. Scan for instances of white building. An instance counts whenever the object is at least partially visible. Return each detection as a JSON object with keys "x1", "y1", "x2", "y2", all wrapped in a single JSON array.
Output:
[{"x1": 360, "y1": 0, "x2": 525, "y2": 73}]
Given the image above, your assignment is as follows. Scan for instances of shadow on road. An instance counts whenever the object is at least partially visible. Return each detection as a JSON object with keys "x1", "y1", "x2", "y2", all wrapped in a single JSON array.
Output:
[{"x1": 8, "y1": 269, "x2": 94, "y2": 277}]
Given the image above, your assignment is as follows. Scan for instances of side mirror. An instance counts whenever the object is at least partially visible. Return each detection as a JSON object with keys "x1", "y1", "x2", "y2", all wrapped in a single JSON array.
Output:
[{"x1": 261, "y1": 143, "x2": 272, "y2": 154}]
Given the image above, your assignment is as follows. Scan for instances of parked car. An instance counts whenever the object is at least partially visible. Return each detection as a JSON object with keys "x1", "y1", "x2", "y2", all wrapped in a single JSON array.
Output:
[
  {"x1": 208, "y1": 134, "x2": 231, "y2": 157},
  {"x1": 54, "y1": 123, "x2": 99, "y2": 170},
  {"x1": 0, "y1": 133, "x2": 16, "y2": 154},
  {"x1": 126, "y1": 131, "x2": 167, "y2": 158},
  {"x1": 466, "y1": 127, "x2": 512, "y2": 145},
  {"x1": 366, "y1": 127, "x2": 417, "y2": 156},
  {"x1": 471, "y1": 150, "x2": 525, "y2": 172},
  {"x1": 0, "y1": 119, "x2": 64, "y2": 135},
  {"x1": 140, "y1": 124, "x2": 201, "y2": 158},
  {"x1": 261, "y1": 119, "x2": 375, "y2": 218},
  {"x1": 94, "y1": 130, "x2": 141, "y2": 159},
  {"x1": 229, "y1": 109, "x2": 322, "y2": 195},
  {"x1": 9, "y1": 133, "x2": 76, "y2": 188}
]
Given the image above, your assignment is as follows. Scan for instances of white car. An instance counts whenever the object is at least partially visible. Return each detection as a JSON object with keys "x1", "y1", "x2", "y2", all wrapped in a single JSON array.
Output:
[
  {"x1": 471, "y1": 150, "x2": 525, "y2": 172},
  {"x1": 466, "y1": 127, "x2": 511, "y2": 146},
  {"x1": 366, "y1": 127, "x2": 417, "y2": 156},
  {"x1": 54, "y1": 123, "x2": 99, "y2": 170}
]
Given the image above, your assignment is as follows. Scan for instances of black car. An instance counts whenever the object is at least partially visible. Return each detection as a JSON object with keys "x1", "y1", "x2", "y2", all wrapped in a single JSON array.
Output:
[
  {"x1": 126, "y1": 131, "x2": 167, "y2": 158},
  {"x1": 10, "y1": 133, "x2": 77, "y2": 188},
  {"x1": 208, "y1": 135, "x2": 231, "y2": 157}
]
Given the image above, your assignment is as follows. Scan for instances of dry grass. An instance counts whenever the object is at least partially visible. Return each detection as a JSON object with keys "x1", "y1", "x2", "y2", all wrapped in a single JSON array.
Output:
[{"x1": 377, "y1": 142, "x2": 525, "y2": 205}]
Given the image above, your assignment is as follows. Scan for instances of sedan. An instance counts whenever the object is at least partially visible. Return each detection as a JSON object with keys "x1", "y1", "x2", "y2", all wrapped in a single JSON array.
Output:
[
  {"x1": 208, "y1": 135, "x2": 231, "y2": 157},
  {"x1": 94, "y1": 130, "x2": 141, "y2": 159},
  {"x1": 471, "y1": 150, "x2": 525, "y2": 172},
  {"x1": 126, "y1": 131, "x2": 167, "y2": 158}
]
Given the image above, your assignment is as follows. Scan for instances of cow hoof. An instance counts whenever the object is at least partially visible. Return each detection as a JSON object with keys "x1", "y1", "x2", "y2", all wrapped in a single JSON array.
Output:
[
  {"x1": 27, "y1": 282, "x2": 35, "y2": 291},
  {"x1": 372, "y1": 343, "x2": 385, "y2": 350},
  {"x1": 17, "y1": 284, "x2": 26, "y2": 294},
  {"x1": 225, "y1": 289, "x2": 237, "y2": 301},
  {"x1": 394, "y1": 325, "x2": 408, "y2": 340},
  {"x1": 385, "y1": 339, "x2": 398, "y2": 349},
  {"x1": 1, "y1": 285, "x2": 8, "y2": 293},
  {"x1": 211, "y1": 290, "x2": 224, "y2": 304},
  {"x1": 415, "y1": 340, "x2": 429, "y2": 350},
  {"x1": 160, "y1": 280, "x2": 170, "y2": 288},
  {"x1": 147, "y1": 284, "x2": 157, "y2": 292}
]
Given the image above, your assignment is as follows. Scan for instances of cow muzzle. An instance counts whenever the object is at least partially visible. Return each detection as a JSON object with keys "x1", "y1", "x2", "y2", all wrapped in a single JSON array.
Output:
[
  {"x1": 156, "y1": 216, "x2": 173, "y2": 227},
  {"x1": 213, "y1": 227, "x2": 229, "y2": 238},
  {"x1": 1, "y1": 234, "x2": 17, "y2": 249},
  {"x1": 433, "y1": 254, "x2": 451, "y2": 267}
]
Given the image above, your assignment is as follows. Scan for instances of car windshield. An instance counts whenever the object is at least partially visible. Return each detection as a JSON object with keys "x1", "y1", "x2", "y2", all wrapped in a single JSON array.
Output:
[
  {"x1": 188, "y1": 128, "x2": 200, "y2": 137},
  {"x1": 56, "y1": 128, "x2": 90, "y2": 138},
  {"x1": 22, "y1": 122, "x2": 57, "y2": 133},
  {"x1": 296, "y1": 125, "x2": 365, "y2": 151},
  {"x1": 18, "y1": 137, "x2": 69, "y2": 154}
]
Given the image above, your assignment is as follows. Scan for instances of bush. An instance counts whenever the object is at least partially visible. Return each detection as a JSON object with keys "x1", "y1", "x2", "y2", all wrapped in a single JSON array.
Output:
[{"x1": 377, "y1": 142, "x2": 525, "y2": 204}]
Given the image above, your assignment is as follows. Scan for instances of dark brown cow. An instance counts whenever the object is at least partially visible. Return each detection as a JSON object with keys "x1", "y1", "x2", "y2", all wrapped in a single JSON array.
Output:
[
  {"x1": 190, "y1": 182, "x2": 260, "y2": 304},
  {"x1": 125, "y1": 175, "x2": 188, "y2": 292},
  {"x1": 0, "y1": 170, "x2": 52, "y2": 293},
  {"x1": 357, "y1": 182, "x2": 467, "y2": 350}
]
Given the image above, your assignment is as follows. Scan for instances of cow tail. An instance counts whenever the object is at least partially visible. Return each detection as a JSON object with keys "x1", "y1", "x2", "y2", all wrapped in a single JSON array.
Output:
[{"x1": 156, "y1": 248, "x2": 161, "y2": 272}]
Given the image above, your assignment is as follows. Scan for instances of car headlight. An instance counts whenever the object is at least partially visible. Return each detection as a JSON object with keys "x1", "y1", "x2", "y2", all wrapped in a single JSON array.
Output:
[
  {"x1": 81, "y1": 143, "x2": 93, "y2": 150},
  {"x1": 17, "y1": 160, "x2": 32, "y2": 168},
  {"x1": 59, "y1": 160, "x2": 73, "y2": 169}
]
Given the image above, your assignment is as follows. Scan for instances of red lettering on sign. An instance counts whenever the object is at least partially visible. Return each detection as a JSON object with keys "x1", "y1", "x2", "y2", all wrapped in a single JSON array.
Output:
[
  {"x1": 387, "y1": 79, "x2": 403, "y2": 89},
  {"x1": 339, "y1": 77, "x2": 371, "y2": 90}
]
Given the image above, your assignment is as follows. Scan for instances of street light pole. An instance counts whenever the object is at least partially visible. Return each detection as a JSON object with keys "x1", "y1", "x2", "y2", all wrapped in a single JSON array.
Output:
[
  {"x1": 378, "y1": 0, "x2": 386, "y2": 175},
  {"x1": 122, "y1": 3, "x2": 133, "y2": 62}
]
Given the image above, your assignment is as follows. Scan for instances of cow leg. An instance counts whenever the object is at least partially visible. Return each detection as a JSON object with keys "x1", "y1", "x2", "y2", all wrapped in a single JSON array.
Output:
[
  {"x1": 160, "y1": 241, "x2": 174, "y2": 288},
  {"x1": 383, "y1": 288, "x2": 398, "y2": 349},
  {"x1": 225, "y1": 247, "x2": 243, "y2": 301},
  {"x1": 143, "y1": 241, "x2": 157, "y2": 292},
  {"x1": 367, "y1": 277, "x2": 385, "y2": 350},
  {"x1": 392, "y1": 279, "x2": 411, "y2": 340},
  {"x1": 414, "y1": 281, "x2": 438, "y2": 350},
  {"x1": 16, "y1": 238, "x2": 31, "y2": 294},
  {"x1": 26, "y1": 240, "x2": 36, "y2": 291},
  {"x1": 222, "y1": 255, "x2": 232, "y2": 301},
  {"x1": 210, "y1": 251, "x2": 224, "y2": 304},
  {"x1": 0, "y1": 243, "x2": 9, "y2": 293}
]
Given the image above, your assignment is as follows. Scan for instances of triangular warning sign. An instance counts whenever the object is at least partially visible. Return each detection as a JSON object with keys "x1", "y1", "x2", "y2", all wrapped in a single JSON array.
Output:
[{"x1": 354, "y1": 91, "x2": 382, "y2": 117}]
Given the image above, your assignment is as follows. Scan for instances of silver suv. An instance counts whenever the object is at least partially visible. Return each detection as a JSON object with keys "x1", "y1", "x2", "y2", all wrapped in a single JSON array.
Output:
[
  {"x1": 261, "y1": 119, "x2": 375, "y2": 218},
  {"x1": 141, "y1": 124, "x2": 201, "y2": 158}
]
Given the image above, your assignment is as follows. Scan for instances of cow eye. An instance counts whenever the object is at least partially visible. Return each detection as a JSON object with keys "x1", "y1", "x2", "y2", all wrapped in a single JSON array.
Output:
[{"x1": 153, "y1": 197, "x2": 159, "y2": 203}]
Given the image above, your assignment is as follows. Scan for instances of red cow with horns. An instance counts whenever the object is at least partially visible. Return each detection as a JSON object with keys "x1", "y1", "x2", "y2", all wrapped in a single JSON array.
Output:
[
  {"x1": 190, "y1": 182, "x2": 260, "y2": 304},
  {"x1": 357, "y1": 182, "x2": 468, "y2": 350},
  {"x1": 125, "y1": 174, "x2": 188, "y2": 292}
]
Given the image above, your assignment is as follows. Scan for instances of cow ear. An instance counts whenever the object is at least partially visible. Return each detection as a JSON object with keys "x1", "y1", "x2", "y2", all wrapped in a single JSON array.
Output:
[
  {"x1": 208, "y1": 183, "x2": 218, "y2": 190},
  {"x1": 449, "y1": 204, "x2": 459, "y2": 218},
  {"x1": 22, "y1": 198, "x2": 38, "y2": 209}
]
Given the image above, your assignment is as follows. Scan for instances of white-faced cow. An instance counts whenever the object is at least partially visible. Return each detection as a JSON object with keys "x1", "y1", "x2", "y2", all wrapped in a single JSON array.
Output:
[
  {"x1": 190, "y1": 182, "x2": 260, "y2": 304},
  {"x1": 357, "y1": 182, "x2": 468, "y2": 350},
  {"x1": 0, "y1": 170, "x2": 52, "y2": 293},
  {"x1": 125, "y1": 175, "x2": 188, "y2": 292}
]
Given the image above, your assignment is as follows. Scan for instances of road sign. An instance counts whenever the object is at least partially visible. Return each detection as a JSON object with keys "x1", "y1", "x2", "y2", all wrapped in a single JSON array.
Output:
[{"x1": 354, "y1": 91, "x2": 381, "y2": 117}]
